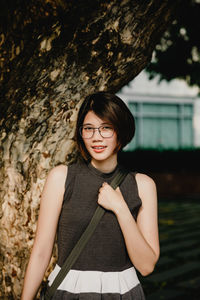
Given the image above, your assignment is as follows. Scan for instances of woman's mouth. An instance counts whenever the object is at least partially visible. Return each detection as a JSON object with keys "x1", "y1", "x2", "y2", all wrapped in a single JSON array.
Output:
[{"x1": 92, "y1": 146, "x2": 107, "y2": 153}]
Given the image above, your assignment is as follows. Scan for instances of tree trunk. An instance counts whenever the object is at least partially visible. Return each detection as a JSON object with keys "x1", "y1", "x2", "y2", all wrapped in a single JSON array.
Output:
[{"x1": 0, "y1": 0, "x2": 180, "y2": 298}]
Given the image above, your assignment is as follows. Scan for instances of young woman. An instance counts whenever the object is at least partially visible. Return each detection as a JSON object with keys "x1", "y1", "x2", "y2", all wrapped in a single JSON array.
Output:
[{"x1": 21, "y1": 92, "x2": 159, "y2": 299}]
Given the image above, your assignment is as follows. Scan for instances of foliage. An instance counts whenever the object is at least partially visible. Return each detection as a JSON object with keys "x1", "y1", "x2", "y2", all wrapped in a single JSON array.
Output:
[{"x1": 146, "y1": 0, "x2": 200, "y2": 91}]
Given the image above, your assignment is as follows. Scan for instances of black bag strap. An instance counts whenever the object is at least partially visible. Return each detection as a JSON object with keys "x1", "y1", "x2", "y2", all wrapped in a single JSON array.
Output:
[{"x1": 44, "y1": 167, "x2": 128, "y2": 300}]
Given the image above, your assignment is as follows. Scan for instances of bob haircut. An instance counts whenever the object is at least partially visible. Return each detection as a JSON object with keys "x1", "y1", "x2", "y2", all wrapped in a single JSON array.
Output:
[{"x1": 75, "y1": 92, "x2": 135, "y2": 161}]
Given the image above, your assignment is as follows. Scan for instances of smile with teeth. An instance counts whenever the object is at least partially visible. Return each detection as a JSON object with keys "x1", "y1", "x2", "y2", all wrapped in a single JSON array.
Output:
[{"x1": 92, "y1": 146, "x2": 107, "y2": 149}]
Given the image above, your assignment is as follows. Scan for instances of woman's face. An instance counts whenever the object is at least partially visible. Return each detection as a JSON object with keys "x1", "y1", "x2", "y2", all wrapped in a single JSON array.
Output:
[{"x1": 81, "y1": 111, "x2": 118, "y2": 164}]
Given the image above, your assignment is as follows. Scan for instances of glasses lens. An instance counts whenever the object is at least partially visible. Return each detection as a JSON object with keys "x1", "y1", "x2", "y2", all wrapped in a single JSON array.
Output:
[
  {"x1": 80, "y1": 126, "x2": 93, "y2": 139},
  {"x1": 99, "y1": 126, "x2": 114, "y2": 138}
]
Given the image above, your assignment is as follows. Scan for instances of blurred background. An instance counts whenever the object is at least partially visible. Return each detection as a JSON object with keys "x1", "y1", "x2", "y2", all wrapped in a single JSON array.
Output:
[{"x1": 118, "y1": 70, "x2": 200, "y2": 201}]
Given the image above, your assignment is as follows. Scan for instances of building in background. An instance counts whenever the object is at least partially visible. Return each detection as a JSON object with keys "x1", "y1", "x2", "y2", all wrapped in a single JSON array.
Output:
[{"x1": 118, "y1": 71, "x2": 200, "y2": 150}]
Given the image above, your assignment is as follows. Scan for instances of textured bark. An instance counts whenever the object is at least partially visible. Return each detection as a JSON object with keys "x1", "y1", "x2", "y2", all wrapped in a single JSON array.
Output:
[{"x1": 0, "y1": 0, "x2": 180, "y2": 298}]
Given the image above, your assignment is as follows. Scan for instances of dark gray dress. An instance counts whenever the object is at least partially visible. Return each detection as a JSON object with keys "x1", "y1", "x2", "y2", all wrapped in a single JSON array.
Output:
[{"x1": 48, "y1": 160, "x2": 146, "y2": 299}]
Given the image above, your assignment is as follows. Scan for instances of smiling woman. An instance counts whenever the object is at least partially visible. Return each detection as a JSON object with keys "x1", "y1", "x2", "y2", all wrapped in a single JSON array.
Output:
[
  {"x1": 79, "y1": 111, "x2": 118, "y2": 170},
  {"x1": 21, "y1": 92, "x2": 159, "y2": 300}
]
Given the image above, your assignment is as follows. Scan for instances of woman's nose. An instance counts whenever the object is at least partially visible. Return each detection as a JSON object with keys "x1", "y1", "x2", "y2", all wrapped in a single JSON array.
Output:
[{"x1": 92, "y1": 128, "x2": 102, "y2": 139}]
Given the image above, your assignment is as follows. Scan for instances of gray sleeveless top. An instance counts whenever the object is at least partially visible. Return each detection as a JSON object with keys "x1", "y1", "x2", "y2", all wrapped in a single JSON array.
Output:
[{"x1": 57, "y1": 160, "x2": 142, "y2": 272}]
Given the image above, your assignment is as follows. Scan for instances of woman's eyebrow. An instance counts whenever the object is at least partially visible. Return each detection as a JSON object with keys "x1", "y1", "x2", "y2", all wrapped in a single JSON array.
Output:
[
  {"x1": 100, "y1": 122, "x2": 112, "y2": 126},
  {"x1": 82, "y1": 122, "x2": 111, "y2": 126}
]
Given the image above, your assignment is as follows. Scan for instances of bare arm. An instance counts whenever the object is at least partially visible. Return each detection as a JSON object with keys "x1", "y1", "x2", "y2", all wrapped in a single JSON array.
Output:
[
  {"x1": 98, "y1": 173, "x2": 160, "y2": 276},
  {"x1": 21, "y1": 165, "x2": 68, "y2": 300}
]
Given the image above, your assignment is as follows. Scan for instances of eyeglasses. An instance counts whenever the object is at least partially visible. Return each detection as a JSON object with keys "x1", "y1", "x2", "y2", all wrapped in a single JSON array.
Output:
[{"x1": 79, "y1": 125, "x2": 114, "y2": 139}]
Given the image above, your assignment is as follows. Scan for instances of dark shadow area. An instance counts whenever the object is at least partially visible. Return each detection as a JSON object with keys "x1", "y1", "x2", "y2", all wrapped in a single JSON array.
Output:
[{"x1": 119, "y1": 149, "x2": 200, "y2": 200}]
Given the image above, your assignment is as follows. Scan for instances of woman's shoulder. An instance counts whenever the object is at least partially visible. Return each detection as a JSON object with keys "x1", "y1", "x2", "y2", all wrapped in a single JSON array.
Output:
[
  {"x1": 134, "y1": 173, "x2": 156, "y2": 186},
  {"x1": 46, "y1": 164, "x2": 68, "y2": 185},
  {"x1": 41, "y1": 165, "x2": 68, "y2": 207},
  {"x1": 134, "y1": 173, "x2": 157, "y2": 201},
  {"x1": 46, "y1": 160, "x2": 86, "y2": 184}
]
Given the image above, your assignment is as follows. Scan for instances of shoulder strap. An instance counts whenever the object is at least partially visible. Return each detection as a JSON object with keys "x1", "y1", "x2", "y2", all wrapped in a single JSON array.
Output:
[{"x1": 44, "y1": 167, "x2": 128, "y2": 300}]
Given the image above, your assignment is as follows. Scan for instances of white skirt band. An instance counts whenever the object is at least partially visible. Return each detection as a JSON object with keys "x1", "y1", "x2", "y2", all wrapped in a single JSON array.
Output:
[{"x1": 48, "y1": 264, "x2": 140, "y2": 294}]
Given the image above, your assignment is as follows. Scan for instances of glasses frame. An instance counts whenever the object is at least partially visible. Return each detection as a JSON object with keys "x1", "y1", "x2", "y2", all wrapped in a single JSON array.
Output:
[{"x1": 79, "y1": 125, "x2": 114, "y2": 139}]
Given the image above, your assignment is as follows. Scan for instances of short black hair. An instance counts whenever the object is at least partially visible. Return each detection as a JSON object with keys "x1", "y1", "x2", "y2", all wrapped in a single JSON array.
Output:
[{"x1": 75, "y1": 92, "x2": 135, "y2": 160}]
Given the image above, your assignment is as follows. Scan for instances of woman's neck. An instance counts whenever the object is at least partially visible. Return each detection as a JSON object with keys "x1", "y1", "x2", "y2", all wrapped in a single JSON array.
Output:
[{"x1": 91, "y1": 155, "x2": 118, "y2": 173}]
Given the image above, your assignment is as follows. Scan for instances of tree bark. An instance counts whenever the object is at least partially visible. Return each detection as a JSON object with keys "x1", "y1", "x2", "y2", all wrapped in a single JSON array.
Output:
[{"x1": 0, "y1": 0, "x2": 180, "y2": 298}]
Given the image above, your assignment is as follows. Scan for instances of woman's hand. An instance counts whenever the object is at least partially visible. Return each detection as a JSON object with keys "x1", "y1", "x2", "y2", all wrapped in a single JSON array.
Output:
[{"x1": 98, "y1": 182, "x2": 128, "y2": 214}]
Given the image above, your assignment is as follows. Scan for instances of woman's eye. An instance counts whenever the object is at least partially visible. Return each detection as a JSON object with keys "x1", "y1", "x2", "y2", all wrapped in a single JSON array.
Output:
[
  {"x1": 102, "y1": 126, "x2": 112, "y2": 131},
  {"x1": 84, "y1": 127, "x2": 93, "y2": 131}
]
